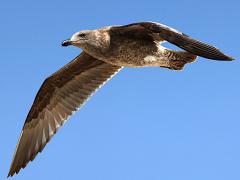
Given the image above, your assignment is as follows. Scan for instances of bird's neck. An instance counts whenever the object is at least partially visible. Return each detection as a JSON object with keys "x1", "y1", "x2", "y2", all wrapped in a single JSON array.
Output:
[{"x1": 82, "y1": 31, "x2": 111, "y2": 60}]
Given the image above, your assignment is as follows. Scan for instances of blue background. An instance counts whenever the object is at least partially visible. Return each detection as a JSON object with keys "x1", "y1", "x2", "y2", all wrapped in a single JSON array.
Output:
[{"x1": 1, "y1": 0, "x2": 239, "y2": 179}]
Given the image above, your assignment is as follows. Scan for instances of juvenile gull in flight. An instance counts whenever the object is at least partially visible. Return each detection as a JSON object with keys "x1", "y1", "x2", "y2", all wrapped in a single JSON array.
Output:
[{"x1": 8, "y1": 22, "x2": 234, "y2": 176}]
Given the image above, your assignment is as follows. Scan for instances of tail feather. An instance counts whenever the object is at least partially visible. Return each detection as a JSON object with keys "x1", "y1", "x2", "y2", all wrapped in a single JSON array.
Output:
[
  {"x1": 174, "y1": 51, "x2": 197, "y2": 63},
  {"x1": 164, "y1": 50, "x2": 197, "y2": 70}
]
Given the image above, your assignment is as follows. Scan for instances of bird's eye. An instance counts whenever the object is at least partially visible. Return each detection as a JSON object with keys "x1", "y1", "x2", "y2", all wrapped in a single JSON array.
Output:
[{"x1": 79, "y1": 33, "x2": 86, "y2": 38}]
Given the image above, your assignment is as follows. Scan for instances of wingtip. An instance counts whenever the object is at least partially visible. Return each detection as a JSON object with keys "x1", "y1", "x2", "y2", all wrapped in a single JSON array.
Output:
[
  {"x1": 222, "y1": 54, "x2": 235, "y2": 61},
  {"x1": 7, "y1": 169, "x2": 17, "y2": 178},
  {"x1": 228, "y1": 56, "x2": 235, "y2": 61},
  {"x1": 7, "y1": 172, "x2": 13, "y2": 178},
  {"x1": 7, "y1": 166, "x2": 14, "y2": 177},
  {"x1": 209, "y1": 53, "x2": 235, "y2": 61}
]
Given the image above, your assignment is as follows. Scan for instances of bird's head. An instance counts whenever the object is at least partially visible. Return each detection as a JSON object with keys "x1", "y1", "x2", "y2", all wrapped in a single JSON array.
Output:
[
  {"x1": 62, "y1": 30, "x2": 110, "y2": 53},
  {"x1": 62, "y1": 30, "x2": 93, "y2": 47}
]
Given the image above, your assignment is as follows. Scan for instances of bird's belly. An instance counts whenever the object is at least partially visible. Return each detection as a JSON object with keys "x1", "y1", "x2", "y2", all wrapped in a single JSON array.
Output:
[
  {"x1": 102, "y1": 44, "x2": 166, "y2": 67},
  {"x1": 104, "y1": 56, "x2": 145, "y2": 67},
  {"x1": 102, "y1": 41, "x2": 163, "y2": 67}
]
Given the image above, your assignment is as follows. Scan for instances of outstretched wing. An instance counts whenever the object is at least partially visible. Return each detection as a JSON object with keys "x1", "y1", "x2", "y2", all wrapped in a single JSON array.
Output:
[
  {"x1": 8, "y1": 52, "x2": 122, "y2": 177},
  {"x1": 110, "y1": 22, "x2": 234, "y2": 61}
]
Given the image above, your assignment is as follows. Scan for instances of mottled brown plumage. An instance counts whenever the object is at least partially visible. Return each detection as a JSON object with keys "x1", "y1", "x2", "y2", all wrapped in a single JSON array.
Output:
[
  {"x1": 8, "y1": 53, "x2": 121, "y2": 176},
  {"x1": 9, "y1": 21, "x2": 234, "y2": 177}
]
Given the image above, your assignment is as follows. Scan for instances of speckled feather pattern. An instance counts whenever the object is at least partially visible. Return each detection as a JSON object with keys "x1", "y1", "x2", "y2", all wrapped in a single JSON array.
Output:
[{"x1": 8, "y1": 21, "x2": 233, "y2": 177}]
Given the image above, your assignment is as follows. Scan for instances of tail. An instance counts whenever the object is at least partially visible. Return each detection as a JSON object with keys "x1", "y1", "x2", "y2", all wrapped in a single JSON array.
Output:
[{"x1": 165, "y1": 50, "x2": 197, "y2": 70}]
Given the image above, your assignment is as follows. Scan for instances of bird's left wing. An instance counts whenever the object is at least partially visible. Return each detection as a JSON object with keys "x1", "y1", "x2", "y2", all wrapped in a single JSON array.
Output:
[
  {"x1": 8, "y1": 52, "x2": 122, "y2": 177},
  {"x1": 110, "y1": 22, "x2": 234, "y2": 61}
]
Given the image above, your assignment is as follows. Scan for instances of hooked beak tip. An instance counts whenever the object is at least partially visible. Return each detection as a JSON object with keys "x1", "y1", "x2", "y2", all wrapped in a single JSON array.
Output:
[{"x1": 61, "y1": 39, "x2": 72, "y2": 47}]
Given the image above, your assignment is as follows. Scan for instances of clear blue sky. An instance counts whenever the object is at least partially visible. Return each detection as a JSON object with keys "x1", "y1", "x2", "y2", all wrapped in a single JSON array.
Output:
[{"x1": 1, "y1": 0, "x2": 239, "y2": 179}]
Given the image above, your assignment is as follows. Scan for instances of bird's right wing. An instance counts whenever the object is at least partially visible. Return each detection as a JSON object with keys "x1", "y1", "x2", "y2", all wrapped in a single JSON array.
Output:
[
  {"x1": 110, "y1": 22, "x2": 234, "y2": 61},
  {"x1": 8, "y1": 52, "x2": 122, "y2": 177}
]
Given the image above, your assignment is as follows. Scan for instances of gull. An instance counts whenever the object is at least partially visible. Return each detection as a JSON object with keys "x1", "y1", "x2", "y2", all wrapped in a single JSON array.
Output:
[{"x1": 8, "y1": 22, "x2": 234, "y2": 177}]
